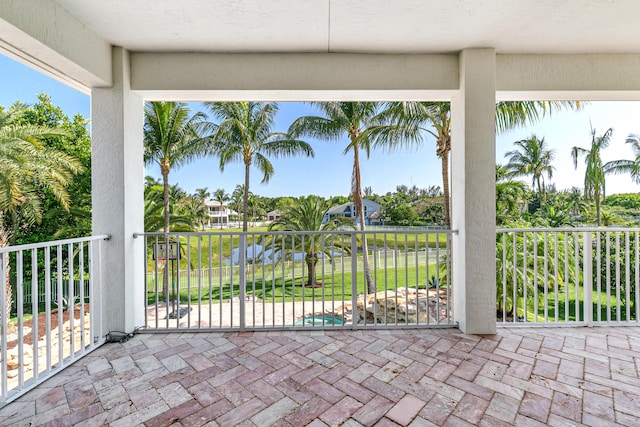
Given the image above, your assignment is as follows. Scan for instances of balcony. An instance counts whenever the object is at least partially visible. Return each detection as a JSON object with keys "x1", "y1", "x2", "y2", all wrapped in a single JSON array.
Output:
[{"x1": 0, "y1": 228, "x2": 639, "y2": 424}]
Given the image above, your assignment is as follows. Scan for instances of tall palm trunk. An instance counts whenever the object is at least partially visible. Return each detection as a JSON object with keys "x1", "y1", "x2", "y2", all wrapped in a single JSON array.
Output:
[
  {"x1": 243, "y1": 163, "x2": 250, "y2": 232},
  {"x1": 437, "y1": 133, "x2": 452, "y2": 229},
  {"x1": 160, "y1": 162, "x2": 170, "y2": 302},
  {"x1": 595, "y1": 191, "x2": 601, "y2": 226},
  {"x1": 352, "y1": 146, "x2": 375, "y2": 294},
  {"x1": 305, "y1": 252, "x2": 317, "y2": 286}
]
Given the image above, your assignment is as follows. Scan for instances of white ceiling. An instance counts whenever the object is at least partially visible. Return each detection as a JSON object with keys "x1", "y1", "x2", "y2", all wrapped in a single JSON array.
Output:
[{"x1": 53, "y1": 0, "x2": 640, "y2": 54}]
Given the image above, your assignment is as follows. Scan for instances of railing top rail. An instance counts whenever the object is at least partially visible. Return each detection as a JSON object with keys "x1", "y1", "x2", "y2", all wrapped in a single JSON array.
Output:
[
  {"x1": 497, "y1": 227, "x2": 640, "y2": 233},
  {"x1": 0, "y1": 234, "x2": 110, "y2": 254},
  {"x1": 134, "y1": 229, "x2": 458, "y2": 238}
]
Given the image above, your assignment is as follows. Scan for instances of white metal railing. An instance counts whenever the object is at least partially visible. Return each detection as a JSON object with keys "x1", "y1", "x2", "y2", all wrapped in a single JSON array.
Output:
[
  {"x1": 0, "y1": 235, "x2": 108, "y2": 407},
  {"x1": 136, "y1": 230, "x2": 455, "y2": 331},
  {"x1": 497, "y1": 228, "x2": 640, "y2": 326}
]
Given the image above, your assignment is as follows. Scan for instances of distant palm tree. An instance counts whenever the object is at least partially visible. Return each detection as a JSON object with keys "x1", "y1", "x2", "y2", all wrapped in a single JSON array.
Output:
[
  {"x1": 144, "y1": 181, "x2": 196, "y2": 232},
  {"x1": 268, "y1": 196, "x2": 354, "y2": 287},
  {"x1": 606, "y1": 133, "x2": 640, "y2": 184},
  {"x1": 206, "y1": 102, "x2": 314, "y2": 232},
  {"x1": 230, "y1": 184, "x2": 244, "y2": 214},
  {"x1": 571, "y1": 127, "x2": 614, "y2": 226},
  {"x1": 289, "y1": 102, "x2": 420, "y2": 294},
  {"x1": 194, "y1": 187, "x2": 210, "y2": 201},
  {"x1": 505, "y1": 135, "x2": 555, "y2": 202},
  {"x1": 213, "y1": 188, "x2": 230, "y2": 229},
  {"x1": 495, "y1": 164, "x2": 527, "y2": 226},
  {"x1": 180, "y1": 195, "x2": 208, "y2": 230},
  {"x1": 143, "y1": 101, "x2": 210, "y2": 233},
  {"x1": 562, "y1": 187, "x2": 589, "y2": 217},
  {"x1": 393, "y1": 101, "x2": 582, "y2": 228}
]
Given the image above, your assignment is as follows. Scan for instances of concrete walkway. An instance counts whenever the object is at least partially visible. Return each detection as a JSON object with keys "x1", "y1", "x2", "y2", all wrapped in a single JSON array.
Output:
[{"x1": 0, "y1": 327, "x2": 639, "y2": 426}]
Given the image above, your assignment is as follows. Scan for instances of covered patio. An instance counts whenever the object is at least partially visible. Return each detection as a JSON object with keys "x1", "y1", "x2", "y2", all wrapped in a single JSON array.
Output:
[
  {"x1": 1, "y1": 326, "x2": 639, "y2": 426},
  {"x1": 2, "y1": 0, "x2": 640, "y2": 422}
]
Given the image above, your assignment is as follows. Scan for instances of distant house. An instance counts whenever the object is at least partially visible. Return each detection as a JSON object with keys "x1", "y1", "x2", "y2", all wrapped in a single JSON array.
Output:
[
  {"x1": 368, "y1": 210, "x2": 384, "y2": 225},
  {"x1": 266, "y1": 210, "x2": 281, "y2": 222},
  {"x1": 203, "y1": 200, "x2": 236, "y2": 228},
  {"x1": 323, "y1": 199, "x2": 382, "y2": 225}
]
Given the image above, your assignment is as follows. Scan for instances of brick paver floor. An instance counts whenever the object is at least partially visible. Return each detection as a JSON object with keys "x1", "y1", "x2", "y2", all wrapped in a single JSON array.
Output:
[{"x1": 1, "y1": 326, "x2": 639, "y2": 426}]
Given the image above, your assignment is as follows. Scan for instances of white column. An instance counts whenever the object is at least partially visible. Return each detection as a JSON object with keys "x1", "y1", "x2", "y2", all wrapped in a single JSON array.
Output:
[
  {"x1": 91, "y1": 47, "x2": 144, "y2": 335},
  {"x1": 451, "y1": 48, "x2": 497, "y2": 334}
]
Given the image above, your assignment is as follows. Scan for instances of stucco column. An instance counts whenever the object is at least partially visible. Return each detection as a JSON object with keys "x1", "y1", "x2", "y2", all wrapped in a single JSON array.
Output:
[
  {"x1": 451, "y1": 48, "x2": 497, "y2": 334},
  {"x1": 91, "y1": 47, "x2": 144, "y2": 335}
]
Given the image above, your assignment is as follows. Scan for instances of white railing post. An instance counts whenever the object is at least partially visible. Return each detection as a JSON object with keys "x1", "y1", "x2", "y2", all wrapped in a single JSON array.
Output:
[
  {"x1": 583, "y1": 232, "x2": 593, "y2": 326},
  {"x1": 239, "y1": 233, "x2": 247, "y2": 331},
  {"x1": 1, "y1": 249, "x2": 8, "y2": 400},
  {"x1": 351, "y1": 232, "x2": 358, "y2": 330}
]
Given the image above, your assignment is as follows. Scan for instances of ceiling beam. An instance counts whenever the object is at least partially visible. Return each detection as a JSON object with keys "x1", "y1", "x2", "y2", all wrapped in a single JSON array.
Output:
[
  {"x1": 130, "y1": 53, "x2": 458, "y2": 101},
  {"x1": 0, "y1": 0, "x2": 112, "y2": 92},
  {"x1": 497, "y1": 54, "x2": 640, "y2": 101}
]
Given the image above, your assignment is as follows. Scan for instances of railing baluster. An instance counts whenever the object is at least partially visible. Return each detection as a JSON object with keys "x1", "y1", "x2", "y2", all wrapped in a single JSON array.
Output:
[
  {"x1": 606, "y1": 232, "x2": 611, "y2": 322},
  {"x1": 636, "y1": 231, "x2": 639, "y2": 323},
  {"x1": 17, "y1": 251, "x2": 24, "y2": 388},
  {"x1": 68, "y1": 243, "x2": 75, "y2": 362},
  {"x1": 32, "y1": 248, "x2": 39, "y2": 378},
  {"x1": 351, "y1": 232, "x2": 358, "y2": 330},
  {"x1": 574, "y1": 233, "x2": 580, "y2": 322},
  {"x1": 584, "y1": 232, "x2": 593, "y2": 326},
  {"x1": 533, "y1": 232, "x2": 538, "y2": 324},
  {"x1": 563, "y1": 232, "x2": 569, "y2": 323},
  {"x1": 625, "y1": 232, "x2": 631, "y2": 322},
  {"x1": 238, "y1": 233, "x2": 246, "y2": 330},
  {"x1": 615, "y1": 232, "x2": 621, "y2": 322},
  {"x1": 57, "y1": 245, "x2": 63, "y2": 369},
  {"x1": 501, "y1": 232, "x2": 506, "y2": 324},
  {"x1": 1, "y1": 246, "x2": 8, "y2": 399},
  {"x1": 554, "y1": 233, "x2": 559, "y2": 323},
  {"x1": 45, "y1": 248, "x2": 52, "y2": 371},
  {"x1": 523, "y1": 232, "x2": 528, "y2": 323},
  {"x1": 596, "y1": 232, "x2": 602, "y2": 322},
  {"x1": 543, "y1": 232, "x2": 548, "y2": 323},
  {"x1": 79, "y1": 243, "x2": 85, "y2": 352}
]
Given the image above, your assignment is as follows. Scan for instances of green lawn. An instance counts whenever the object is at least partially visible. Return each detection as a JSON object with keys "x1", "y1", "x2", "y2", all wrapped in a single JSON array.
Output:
[
  {"x1": 148, "y1": 229, "x2": 450, "y2": 272},
  {"x1": 511, "y1": 282, "x2": 637, "y2": 322},
  {"x1": 147, "y1": 263, "x2": 444, "y2": 304}
]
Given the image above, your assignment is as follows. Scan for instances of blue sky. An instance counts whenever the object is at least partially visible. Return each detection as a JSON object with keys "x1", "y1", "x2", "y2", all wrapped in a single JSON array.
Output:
[{"x1": 2, "y1": 53, "x2": 640, "y2": 198}]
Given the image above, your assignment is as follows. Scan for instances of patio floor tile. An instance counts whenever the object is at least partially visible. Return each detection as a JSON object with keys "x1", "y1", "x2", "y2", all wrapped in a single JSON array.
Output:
[{"x1": 1, "y1": 326, "x2": 640, "y2": 426}]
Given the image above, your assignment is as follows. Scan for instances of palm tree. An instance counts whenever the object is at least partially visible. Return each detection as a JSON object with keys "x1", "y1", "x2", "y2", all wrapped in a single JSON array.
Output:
[
  {"x1": 495, "y1": 164, "x2": 527, "y2": 226},
  {"x1": 571, "y1": 127, "x2": 614, "y2": 226},
  {"x1": 0, "y1": 106, "x2": 83, "y2": 324},
  {"x1": 289, "y1": 102, "x2": 421, "y2": 294},
  {"x1": 0, "y1": 109, "x2": 82, "y2": 235},
  {"x1": 213, "y1": 188, "x2": 230, "y2": 229},
  {"x1": 144, "y1": 181, "x2": 196, "y2": 232},
  {"x1": 268, "y1": 196, "x2": 354, "y2": 287},
  {"x1": 143, "y1": 101, "x2": 210, "y2": 233},
  {"x1": 394, "y1": 101, "x2": 582, "y2": 228},
  {"x1": 606, "y1": 133, "x2": 640, "y2": 184},
  {"x1": 205, "y1": 102, "x2": 314, "y2": 232},
  {"x1": 194, "y1": 187, "x2": 210, "y2": 201},
  {"x1": 504, "y1": 135, "x2": 555, "y2": 202},
  {"x1": 562, "y1": 187, "x2": 589, "y2": 217},
  {"x1": 180, "y1": 195, "x2": 208, "y2": 230}
]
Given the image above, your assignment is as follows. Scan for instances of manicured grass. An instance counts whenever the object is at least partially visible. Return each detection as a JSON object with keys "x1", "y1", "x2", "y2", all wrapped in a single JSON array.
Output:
[
  {"x1": 148, "y1": 228, "x2": 450, "y2": 272},
  {"x1": 512, "y1": 282, "x2": 637, "y2": 322},
  {"x1": 147, "y1": 264, "x2": 444, "y2": 304}
]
